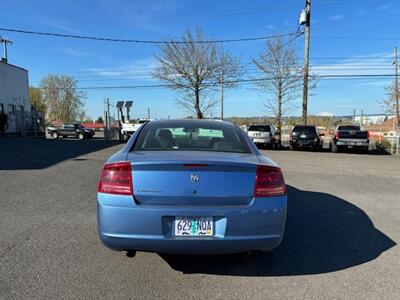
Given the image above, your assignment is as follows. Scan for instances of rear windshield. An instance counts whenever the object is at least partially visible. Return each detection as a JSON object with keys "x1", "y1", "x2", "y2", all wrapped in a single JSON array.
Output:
[
  {"x1": 292, "y1": 126, "x2": 316, "y2": 133},
  {"x1": 134, "y1": 122, "x2": 250, "y2": 153},
  {"x1": 337, "y1": 125, "x2": 361, "y2": 131},
  {"x1": 248, "y1": 125, "x2": 270, "y2": 132}
]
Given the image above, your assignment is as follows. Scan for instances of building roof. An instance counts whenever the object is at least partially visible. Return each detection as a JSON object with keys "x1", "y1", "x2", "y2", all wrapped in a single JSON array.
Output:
[{"x1": 0, "y1": 58, "x2": 28, "y2": 72}]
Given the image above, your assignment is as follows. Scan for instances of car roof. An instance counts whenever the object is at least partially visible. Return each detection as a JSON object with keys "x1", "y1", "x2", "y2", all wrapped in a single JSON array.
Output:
[
  {"x1": 293, "y1": 125, "x2": 317, "y2": 128},
  {"x1": 145, "y1": 119, "x2": 236, "y2": 129}
]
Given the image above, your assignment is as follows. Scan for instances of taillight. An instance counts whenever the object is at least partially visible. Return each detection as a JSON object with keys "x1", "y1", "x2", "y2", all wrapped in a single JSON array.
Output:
[
  {"x1": 98, "y1": 162, "x2": 133, "y2": 195},
  {"x1": 254, "y1": 165, "x2": 286, "y2": 197},
  {"x1": 335, "y1": 131, "x2": 340, "y2": 139}
]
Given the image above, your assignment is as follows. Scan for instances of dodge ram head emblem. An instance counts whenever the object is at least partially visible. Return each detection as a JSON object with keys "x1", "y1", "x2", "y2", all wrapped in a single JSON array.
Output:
[{"x1": 190, "y1": 174, "x2": 200, "y2": 183}]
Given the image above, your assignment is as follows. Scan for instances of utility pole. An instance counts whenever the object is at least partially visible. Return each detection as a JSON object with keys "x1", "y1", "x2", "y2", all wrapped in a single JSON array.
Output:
[
  {"x1": 394, "y1": 47, "x2": 399, "y2": 128},
  {"x1": 301, "y1": 0, "x2": 311, "y2": 125},
  {"x1": 147, "y1": 107, "x2": 150, "y2": 119},
  {"x1": 221, "y1": 75, "x2": 224, "y2": 120},
  {"x1": 104, "y1": 98, "x2": 111, "y2": 141},
  {"x1": 220, "y1": 60, "x2": 225, "y2": 120},
  {"x1": 360, "y1": 110, "x2": 363, "y2": 126},
  {"x1": 353, "y1": 109, "x2": 356, "y2": 124},
  {"x1": 0, "y1": 36, "x2": 12, "y2": 62}
]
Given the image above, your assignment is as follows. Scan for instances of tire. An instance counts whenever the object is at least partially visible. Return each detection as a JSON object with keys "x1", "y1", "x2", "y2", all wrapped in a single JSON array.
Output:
[
  {"x1": 360, "y1": 146, "x2": 369, "y2": 154},
  {"x1": 78, "y1": 133, "x2": 84, "y2": 140},
  {"x1": 331, "y1": 141, "x2": 338, "y2": 153},
  {"x1": 126, "y1": 250, "x2": 136, "y2": 258},
  {"x1": 51, "y1": 132, "x2": 59, "y2": 139}
]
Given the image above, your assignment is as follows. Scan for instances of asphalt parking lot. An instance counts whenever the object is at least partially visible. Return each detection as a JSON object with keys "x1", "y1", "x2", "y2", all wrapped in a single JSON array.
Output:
[{"x1": 0, "y1": 138, "x2": 399, "y2": 299}]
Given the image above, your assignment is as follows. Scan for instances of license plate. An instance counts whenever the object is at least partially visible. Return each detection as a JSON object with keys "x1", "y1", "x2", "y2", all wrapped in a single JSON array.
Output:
[{"x1": 174, "y1": 217, "x2": 213, "y2": 236}]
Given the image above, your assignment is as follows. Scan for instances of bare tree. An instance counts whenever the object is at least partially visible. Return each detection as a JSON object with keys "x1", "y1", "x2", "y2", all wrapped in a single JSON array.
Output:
[
  {"x1": 253, "y1": 37, "x2": 316, "y2": 146},
  {"x1": 379, "y1": 81, "x2": 400, "y2": 118},
  {"x1": 40, "y1": 75, "x2": 86, "y2": 123},
  {"x1": 154, "y1": 29, "x2": 239, "y2": 119}
]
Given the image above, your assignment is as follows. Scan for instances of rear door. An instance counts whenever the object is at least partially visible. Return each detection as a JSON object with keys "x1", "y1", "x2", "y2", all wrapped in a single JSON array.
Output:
[
  {"x1": 248, "y1": 125, "x2": 271, "y2": 139},
  {"x1": 292, "y1": 126, "x2": 317, "y2": 141}
]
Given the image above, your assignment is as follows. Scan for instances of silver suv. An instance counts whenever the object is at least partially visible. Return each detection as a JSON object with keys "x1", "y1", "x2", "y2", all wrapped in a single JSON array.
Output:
[{"x1": 247, "y1": 124, "x2": 277, "y2": 149}]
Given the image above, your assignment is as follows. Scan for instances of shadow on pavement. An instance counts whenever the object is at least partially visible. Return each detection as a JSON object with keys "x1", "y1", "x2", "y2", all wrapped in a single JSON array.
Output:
[
  {"x1": 161, "y1": 186, "x2": 396, "y2": 276},
  {"x1": 0, "y1": 137, "x2": 121, "y2": 170}
]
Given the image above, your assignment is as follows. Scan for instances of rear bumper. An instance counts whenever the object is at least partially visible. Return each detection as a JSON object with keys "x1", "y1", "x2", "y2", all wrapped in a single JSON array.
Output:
[
  {"x1": 335, "y1": 139, "x2": 369, "y2": 147},
  {"x1": 290, "y1": 140, "x2": 319, "y2": 148},
  {"x1": 252, "y1": 137, "x2": 272, "y2": 144},
  {"x1": 97, "y1": 194, "x2": 287, "y2": 254}
]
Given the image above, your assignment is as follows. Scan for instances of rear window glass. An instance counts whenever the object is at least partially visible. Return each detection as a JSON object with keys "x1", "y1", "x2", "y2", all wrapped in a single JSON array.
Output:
[
  {"x1": 337, "y1": 125, "x2": 361, "y2": 131},
  {"x1": 292, "y1": 126, "x2": 316, "y2": 133},
  {"x1": 248, "y1": 125, "x2": 270, "y2": 132},
  {"x1": 134, "y1": 122, "x2": 249, "y2": 153}
]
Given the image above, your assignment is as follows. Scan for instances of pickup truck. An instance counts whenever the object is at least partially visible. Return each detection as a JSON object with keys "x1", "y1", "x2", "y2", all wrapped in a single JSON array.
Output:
[
  {"x1": 47, "y1": 123, "x2": 95, "y2": 140},
  {"x1": 331, "y1": 125, "x2": 369, "y2": 153},
  {"x1": 121, "y1": 119, "x2": 149, "y2": 141}
]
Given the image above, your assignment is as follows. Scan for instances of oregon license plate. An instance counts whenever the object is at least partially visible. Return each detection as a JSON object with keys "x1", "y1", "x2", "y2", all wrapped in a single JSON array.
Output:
[{"x1": 174, "y1": 217, "x2": 213, "y2": 236}]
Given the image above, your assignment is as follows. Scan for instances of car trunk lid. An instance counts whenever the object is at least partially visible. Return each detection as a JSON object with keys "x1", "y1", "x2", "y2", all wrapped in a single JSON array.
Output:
[{"x1": 127, "y1": 151, "x2": 258, "y2": 206}]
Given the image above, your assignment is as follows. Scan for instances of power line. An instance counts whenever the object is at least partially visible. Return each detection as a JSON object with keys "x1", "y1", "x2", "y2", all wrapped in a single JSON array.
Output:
[
  {"x1": 314, "y1": 34, "x2": 400, "y2": 41},
  {"x1": 0, "y1": 27, "x2": 300, "y2": 44},
  {"x1": 34, "y1": 74, "x2": 398, "y2": 91}
]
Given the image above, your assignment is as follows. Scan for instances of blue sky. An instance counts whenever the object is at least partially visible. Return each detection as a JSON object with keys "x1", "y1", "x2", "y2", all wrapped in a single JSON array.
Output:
[{"x1": 1, "y1": 0, "x2": 399, "y2": 120}]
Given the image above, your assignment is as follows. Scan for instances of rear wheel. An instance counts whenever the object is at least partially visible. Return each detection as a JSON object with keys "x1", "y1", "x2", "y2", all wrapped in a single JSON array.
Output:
[
  {"x1": 126, "y1": 250, "x2": 136, "y2": 258},
  {"x1": 331, "y1": 141, "x2": 338, "y2": 153},
  {"x1": 360, "y1": 146, "x2": 369, "y2": 154},
  {"x1": 51, "y1": 132, "x2": 59, "y2": 139},
  {"x1": 78, "y1": 133, "x2": 84, "y2": 140}
]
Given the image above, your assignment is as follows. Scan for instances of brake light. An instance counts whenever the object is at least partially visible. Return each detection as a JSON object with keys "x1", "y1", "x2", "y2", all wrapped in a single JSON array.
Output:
[
  {"x1": 254, "y1": 165, "x2": 286, "y2": 197},
  {"x1": 335, "y1": 131, "x2": 340, "y2": 139},
  {"x1": 98, "y1": 162, "x2": 133, "y2": 195}
]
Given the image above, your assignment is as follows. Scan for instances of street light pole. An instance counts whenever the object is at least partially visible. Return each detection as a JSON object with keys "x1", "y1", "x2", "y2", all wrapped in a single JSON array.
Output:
[{"x1": 302, "y1": 0, "x2": 311, "y2": 125}]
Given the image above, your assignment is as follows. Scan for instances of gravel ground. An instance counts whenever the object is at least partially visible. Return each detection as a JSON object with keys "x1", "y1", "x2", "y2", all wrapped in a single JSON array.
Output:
[{"x1": 0, "y1": 138, "x2": 398, "y2": 299}]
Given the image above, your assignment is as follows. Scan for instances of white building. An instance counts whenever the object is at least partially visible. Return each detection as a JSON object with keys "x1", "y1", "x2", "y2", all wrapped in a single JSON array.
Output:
[
  {"x1": 354, "y1": 114, "x2": 394, "y2": 125},
  {"x1": 0, "y1": 58, "x2": 30, "y2": 134}
]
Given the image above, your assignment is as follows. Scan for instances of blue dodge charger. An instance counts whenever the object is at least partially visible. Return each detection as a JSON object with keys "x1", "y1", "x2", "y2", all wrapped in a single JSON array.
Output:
[{"x1": 97, "y1": 119, "x2": 287, "y2": 255}]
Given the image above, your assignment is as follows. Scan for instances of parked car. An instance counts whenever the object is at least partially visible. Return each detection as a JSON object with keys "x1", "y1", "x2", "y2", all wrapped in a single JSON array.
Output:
[
  {"x1": 247, "y1": 124, "x2": 278, "y2": 149},
  {"x1": 47, "y1": 123, "x2": 95, "y2": 140},
  {"x1": 121, "y1": 119, "x2": 150, "y2": 141},
  {"x1": 97, "y1": 119, "x2": 287, "y2": 255},
  {"x1": 331, "y1": 125, "x2": 369, "y2": 153},
  {"x1": 290, "y1": 125, "x2": 324, "y2": 150}
]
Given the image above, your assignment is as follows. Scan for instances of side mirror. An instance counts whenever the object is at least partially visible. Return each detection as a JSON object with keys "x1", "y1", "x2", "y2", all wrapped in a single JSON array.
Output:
[{"x1": 275, "y1": 130, "x2": 280, "y2": 135}]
